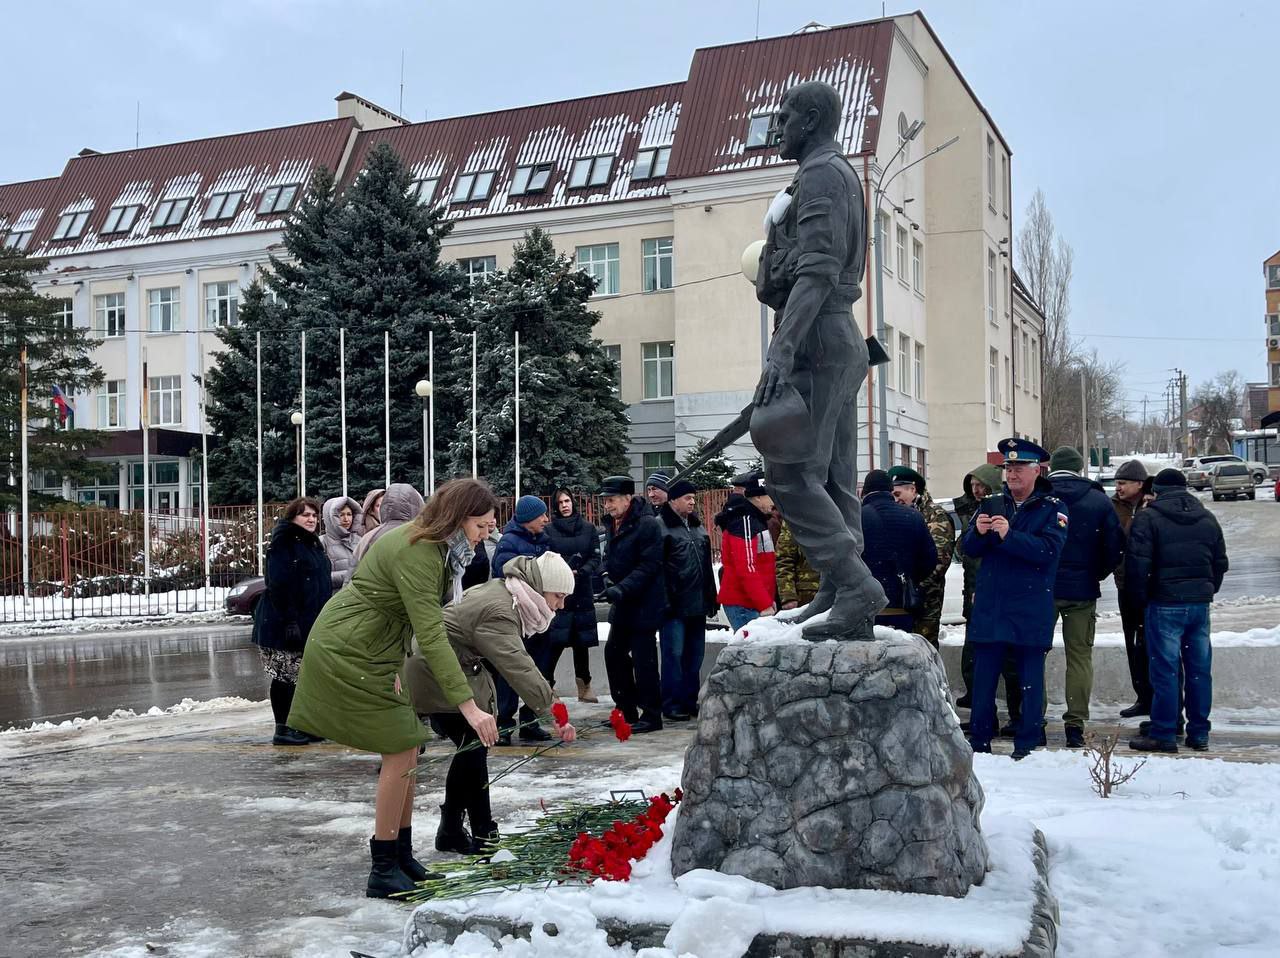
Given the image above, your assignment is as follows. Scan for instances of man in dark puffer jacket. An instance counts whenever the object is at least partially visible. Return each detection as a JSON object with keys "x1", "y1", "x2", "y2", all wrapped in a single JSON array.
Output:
[
  {"x1": 859, "y1": 470, "x2": 937, "y2": 633},
  {"x1": 1125, "y1": 468, "x2": 1227, "y2": 754}
]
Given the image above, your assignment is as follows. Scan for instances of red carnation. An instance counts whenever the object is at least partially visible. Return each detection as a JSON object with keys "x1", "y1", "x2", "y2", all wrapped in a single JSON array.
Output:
[
  {"x1": 673, "y1": 788, "x2": 684, "y2": 802},
  {"x1": 608, "y1": 709, "x2": 633, "y2": 742},
  {"x1": 551, "y1": 702, "x2": 569, "y2": 726}
]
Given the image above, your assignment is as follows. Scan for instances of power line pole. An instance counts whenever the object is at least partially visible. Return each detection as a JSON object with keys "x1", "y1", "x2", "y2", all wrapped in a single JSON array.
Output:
[{"x1": 1178, "y1": 369, "x2": 1189, "y2": 457}]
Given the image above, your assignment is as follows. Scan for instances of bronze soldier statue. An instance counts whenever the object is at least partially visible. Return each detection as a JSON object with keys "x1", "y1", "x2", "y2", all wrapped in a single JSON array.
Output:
[{"x1": 750, "y1": 81, "x2": 887, "y2": 640}]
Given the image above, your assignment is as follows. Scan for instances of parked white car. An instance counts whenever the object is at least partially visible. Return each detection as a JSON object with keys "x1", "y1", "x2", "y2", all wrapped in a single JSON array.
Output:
[{"x1": 1182, "y1": 455, "x2": 1269, "y2": 489}]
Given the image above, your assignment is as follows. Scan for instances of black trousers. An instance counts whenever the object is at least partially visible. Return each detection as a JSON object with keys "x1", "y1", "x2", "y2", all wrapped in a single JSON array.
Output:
[
  {"x1": 961, "y1": 638, "x2": 1021, "y2": 720},
  {"x1": 492, "y1": 630, "x2": 553, "y2": 732},
  {"x1": 1119, "y1": 589, "x2": 1152, "y2": 707},
  {"x1": 428, "y1": 712, "x2": 494, "y2": 833},
  {"x1": 970, "y1": 644, "x2": 1046, "y2": 753},
  {"x1": 604, "y1": 620, "x2": 661, "y2": 723}
]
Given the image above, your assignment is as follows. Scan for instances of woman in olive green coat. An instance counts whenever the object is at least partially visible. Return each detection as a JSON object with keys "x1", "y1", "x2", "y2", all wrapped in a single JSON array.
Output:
[
  {"x1": 405, "y1": 551, "x2": 578, "y2": 854},
  {"x1": 289, "y1": 478, "x2": 501, "y2": 899}
]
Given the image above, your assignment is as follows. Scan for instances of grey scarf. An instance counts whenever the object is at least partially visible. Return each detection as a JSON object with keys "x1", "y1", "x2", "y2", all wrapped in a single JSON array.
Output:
[{"x1": 444, "y1": 529, "x2": 476, "y2": 605}]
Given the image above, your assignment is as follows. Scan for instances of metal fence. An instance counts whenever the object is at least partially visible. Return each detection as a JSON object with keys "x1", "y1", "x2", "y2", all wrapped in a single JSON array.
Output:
[{"x1": 1, "y1": 488, "x2": 734, "y2": 624}]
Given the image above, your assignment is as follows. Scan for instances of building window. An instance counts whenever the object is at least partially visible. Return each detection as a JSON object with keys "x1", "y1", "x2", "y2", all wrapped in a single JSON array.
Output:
[
  {"x1": 148, "y1": 375, "x2": 182, "y2": 426},
  {"x1": 642, "y1": 237, "x2": 673, "y2": 292},
  {"x1": 897, "y1": 333, "x2": 910, "y2": 393},
  {"x1": 989, "y1": 348, "x2": 1000, "y2": 420},
  {"x1": 986, "y1": 135, "x2": 996, "y2": 210},
  {"x1": 204, "y1": 191, "x2": 244, "y2": 221},
  {"x1": 147, "y1": 287, "x2": 181, "y2": 333},
  {"x1": 882, "y1": 324, "x2": 894, "y2": 389},
  {"x1": 451, "y1": 171, "x2": 496, "y2": 204},
  {"x1": 460, "y1": 256, "x2": 496, "y2": 286},
  {"x1": 900, "y1": 444, "x2": 912, "y2": 467},
  {"x1": 1269, "y1": 314, "x2": 1280, "y2": 337},
  {"x1": 1031, "y1": 338, "x2": 1039, "y2": 396},
  {"x1": 258, "y1": 184, "x2": 300, "y2": 215},
  {"x1": 52, "y1": 208, "x2": 91, "y2": 240},
  {"x1": 407, "y1": 177, "x2": 440, "y2": 205},
  {"x1": 3, "y1": 228, "x2": 33, "y2": 249},
  {"x1": 895, "y1": 225, "x2": 908, "y2": 279},
  {"x1": 914, "y1": 343, "x2": 924, "y2": 400},
  {"x1": 745, "y1": 113, "x2": 775, "y2": 149},
  {"x1": 1019, "y1": 330, "x2": 1029, "y2": 389},
  {"x1": 633, "y1": 146, "x2": 671, "y2": 180},
  {"x1": 1272, "y1": 362, "x2": 1280, "y2": 387},
  {"x1": 204, "y1": 281, "x2": 239, "y2": 328},
  {"x1": 568, "y1": 155, "x2": 614, "y2": 189},
  {"x1": 98, "y1": 380, "x2": 125, "y2": 428},
  {"x1": 1002, "y1": 265, "x2": 1010, "y2": 317},
  {"x1": 912, "y1": 240, "x2": 924, "y2": 294},
  {"x1": 916, "y1": 447, "x2": 926, "y2": 475},
  {"x1": 151, "y1": 197, "x2": 191, "y2": 229},
  {"x1": 642, "y1": 341, "x2": 674, "y2": 400},
  {"x1": 1000, "y1": 154, "x2": 1008, "y2": 215},
  {"x1": 576, "y1": 243, "x2": 620, "y2": 296},
  {"x1": 1004, "y1": 357, "x2": 1013, "y2": 412},
  {"x1": 986, "y1": 251, "x2": 997, "y2": 326},
  {"x1": 879, "y1": 213, "x2": 892, "y2": 272},
  {"x1": 509, "y1": 164, "x2": 553, "y2": 196},
  {"x1": 95, "y1": 292, "x2": 126, "y2": 338},
  {"x1": 643, "y1": 451, "x2": 677, "y2": 475},
  {"x1": 1268, "y1": 265, "x2": 1280, "y2": 290},
  {"x1": 101, "y1": 204, "x2": 142, "y2": 234},
  {"x1": 53, "y1": 298, "x2": 73, "y2": 329},
  {"x1": 603, "y1": 344, "x2": 622, "y2": 394}
]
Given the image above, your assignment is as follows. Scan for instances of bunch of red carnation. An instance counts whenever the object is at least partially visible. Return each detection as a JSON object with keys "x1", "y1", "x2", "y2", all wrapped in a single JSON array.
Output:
[
  {"x1": 566, "y1": 790, "x2": 683, "y2": 882},
  {"x1": 609, "y1": 708, "x2": 632, "y2": 742}
]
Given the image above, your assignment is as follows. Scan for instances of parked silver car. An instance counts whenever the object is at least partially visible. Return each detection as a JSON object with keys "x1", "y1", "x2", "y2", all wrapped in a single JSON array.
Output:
[{"x1": 1210, "y1": 462, "x2": 1255, "y2": 501}]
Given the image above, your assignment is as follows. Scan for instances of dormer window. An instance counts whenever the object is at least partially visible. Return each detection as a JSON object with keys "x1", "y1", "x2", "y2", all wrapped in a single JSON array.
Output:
[
  {"x1": 568, "y1": 155, "x2": 614, "y2": 189},
  {"x1": 633, "y1": 146, "x2": 671, "y2": 180},
  {"x1": 3, "y1": 230, "x2": 33, "y2": 250},
  {"x1": 408, "y1": 177, "x2": 439, "y2": 205},
  {"x1": 204, "y1": 191, "x2": 245, "y2": 221},
  {"x1": 745, "y1": 113, "x2": 776, "y2": 149},
  {"x1": 451, "y1": 171, "x2": 495, "y2": 204},
  {"x1": 101, "y1": 205, "x2": 142, "y2": 234},
  {"x1": 52, "y1": 209, "x2": 91, "y2": 240},
  {"x1": 152, "y1": 198, "x2": 191, "y2": 229},
  {"x1": 510, "y1": 163, "x2": 554, "y2": 196},
  {"x1": 258, "y1": 184, "x2": 300, "y2": 215}
]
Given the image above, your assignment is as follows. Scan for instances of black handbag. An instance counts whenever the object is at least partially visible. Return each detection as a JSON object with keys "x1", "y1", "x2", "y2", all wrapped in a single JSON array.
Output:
[{"x1": 897, "y1": 561, "x2": 925, "y2": 616}]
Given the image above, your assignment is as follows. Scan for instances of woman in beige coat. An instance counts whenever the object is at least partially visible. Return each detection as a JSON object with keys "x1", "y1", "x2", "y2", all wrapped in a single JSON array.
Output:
[{"x1": 405, "y1": 551, "x2": 578, "y2": 854}]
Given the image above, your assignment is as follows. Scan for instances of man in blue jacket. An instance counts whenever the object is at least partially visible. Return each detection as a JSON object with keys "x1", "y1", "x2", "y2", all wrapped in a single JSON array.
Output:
[
  {"x1": 963, "y1": 438, "x2": 1069, "y2": 760},
  {"x1": 492, "y1": 496, "x2": 552, "y2": 577},
  {"x1": 1047, "y1": 447, "x2": 1124, "y2": 748}
]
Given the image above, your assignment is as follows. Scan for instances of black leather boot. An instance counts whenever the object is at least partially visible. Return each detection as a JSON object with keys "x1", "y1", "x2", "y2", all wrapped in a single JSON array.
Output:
[
  {"x1": 366, "y1": 837, "x2": 415, "y2": 899},
  {"x1": 470, "y1": 821, "x2": 500, "y2": 857},
  {"x1": 397, "y1": 827, "x2": 441, "y2": 882},
  {"x1": 272, "y1": 724, "x2": 310, "y2": 746},
  {"x1": 435, "y1": 803, "x2": 475, "y2": 854}
]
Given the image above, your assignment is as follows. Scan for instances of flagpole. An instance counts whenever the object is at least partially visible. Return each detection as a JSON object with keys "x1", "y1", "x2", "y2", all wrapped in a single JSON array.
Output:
[
  {"x1": 384, "y1": 329, "x2": 391, "y2": 489},
  {"x1": 427, "y1": 329, "x2": 435, "y2": 493},
  {"x1": 514, "y1": 329, "x2": 521, "y2": 498},
  {"x1": 300, "y1": 330, "x2": 306, "y2": 498},
  {"x1": 471, "y1": 329, "x2": 478, "y2": 478},
  {"x1": 339, "y1": 327, "x2": 347, "y2": 499},
  {"x1": 19, "y1": 345, "x2": 30, "y2": 600},
  {"x1": 198, "y1": 328, "x2": 210, "y2": 591},
  {"x1": 255, "y1": 331, "x2": 264, "y2": 576},
  {"x1": 142, "y1": 346, "x2": 151, "y2": 601}
]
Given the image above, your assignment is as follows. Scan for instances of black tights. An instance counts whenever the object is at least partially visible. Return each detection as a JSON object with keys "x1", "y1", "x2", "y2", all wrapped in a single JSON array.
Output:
[
  {"x1": 429, "y1": 712, "x2": 494, "y2": 834},
  {"x1": 269, "y1": 679, "x2": 295, "y2": 725}
]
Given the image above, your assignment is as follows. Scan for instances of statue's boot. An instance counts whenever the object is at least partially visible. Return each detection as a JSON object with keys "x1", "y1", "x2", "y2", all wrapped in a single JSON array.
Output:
[
  {"x1": 789, "y1": 579, "x2": 837, "y2": 624},
  {"x1": 802, "y1": 585, "x2": 884, "y2": 641}
]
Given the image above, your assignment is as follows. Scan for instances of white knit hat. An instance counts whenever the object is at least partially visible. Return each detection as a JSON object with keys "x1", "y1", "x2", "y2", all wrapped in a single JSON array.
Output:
[{"x1": 535, "y1": 552, "x2": 575, "y2": 595}]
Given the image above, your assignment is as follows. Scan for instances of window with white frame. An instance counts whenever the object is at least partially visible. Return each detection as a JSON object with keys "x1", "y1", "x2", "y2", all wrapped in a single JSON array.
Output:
[
  {"x1": 509, "y1": 164, "x2": 553, "y2": 196},
  {"x1": 1000, "y1": 155, "x2": 1008, "y2": 214},
  {"x1": 52, "y1": 298, "x2": 73, "y2": 329},
  {"x1": 1269, "y1": 265, "x2": 1280, "y2": 290},
  {"x1": 1031, "y1": 338, "x2": 1040, "y2": 395},
  {"x1": 633, "y1": 146, "x2": 671, "y2": 180},
  {"x1": 912, "y1": 239, "x2": 923, "y2": 293},
  {"x1": 644, "y1": 451, "x2": 677, "y2": 474},
  {"x1": 986, "y1": 136, "x2": 996, "y2": 210},
  {"x1": 576, "y1": 243, "x2": 620, "y2": 296},
  {"x1": 204, "y1": 281, "x2": 239, "y2": 328},
  {"x1": 451, "y1": 171, "x2": 496, "y2": 203},
  {"x1": 148, "y1": 375, "x2": 182, "y2": 426},
  {"x1": 460, "y1": 256, "x2": 496, "y2": 286},
  {"x1": 879, "y1": 213, "x2": 893, "y2": 271},
  {"x1": 642, "y1": 341, "x2": 674, "y2": 400},
  {"x1": 3, "y1": 228, "x2": 33, "y2": 249},
  {"x1": 745, "y1": 113, "x2": 776, "y2": 149},
  {"x1": 151, "y1": 197, "x2": 191, "y2": 229},
  {"x1": 986, "y1": 251, "x2": 997, "y2": 325},
  {"x1": 98, "y1": 379, "x2": 125, "y2": 428},
  {"x1": 52, "y1": 208, "x2": 91, "y2": 240},
  {"x1": 1002, "y1": 265, "x2": 1009, "y2": 317},
  {"x1": 989, "y1": 347, "x2": 1000, "y2": 420},
  {"x1": 1020, "y1": 330, "x2": 1029, "y2": 389},
  {"x1": 258, "y1": 184, "x2": 300, "y2": 215},
  {"x1": 567, "y1": 155, "x2": 614, "y2": 189},
  {"x1": 642, "y1": 237, "x2": 673, "y2": 292},
  {"x1": 914, "y1": 343, "x2": 924, "y2": 400},
  {"x1": 895, "y1": 225, "x2": 908, "y2": 278},
  {"x1": 95, "y1": 292, "x2": 126, "y2": 338},
  {"x1": 204, "y1": 191, "x2": 244, "y2": 221},
  {"x1": 1004, "y1": 357, "x2": 1013, "y2": 411},
  {"x1": 603, "y1": 344, "x2": 622, "y2": 394},
  {"x1": 101, "y1": 204, "x2": 142, "y2": 234},
  {"x1": 147, "y1": 287, "x2": 181, "y2": 333},
  {"x1": 407, "y1": 177, "x2": 440, "y2": 205},
  {"x1": 882, "y1": 324, "x2": 894, "y2": 389},
  {"x1": 897, "y1": 333, "x2": 910, "y2": 393}
]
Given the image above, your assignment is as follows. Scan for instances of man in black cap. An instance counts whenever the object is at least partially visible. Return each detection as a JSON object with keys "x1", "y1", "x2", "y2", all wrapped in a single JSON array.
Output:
[
  {"x1": 598, "y1": 475, "x2": 667, "y2": 733},
  {"x1": 1111, "y1": 459, "x2": 1153, "y2": 717},
  {"x1": 860, "y1": 470, "x2": 937, "y2": 633},
  {"x1": 656, "y1": 479, "x2": 717, "y2": 721},
  {"x1": 888, "y1": 465, "x2": 954, "y2": 646},
  {"x1": 962, "y1": 438, "x2": 1068, "y2": 760},
  {"x1": 731, "y1": 468, "x2": 764, "y2": 496},
  {"x1": 1126, "y1": 468, "x2": 1227, "y2": 753}
]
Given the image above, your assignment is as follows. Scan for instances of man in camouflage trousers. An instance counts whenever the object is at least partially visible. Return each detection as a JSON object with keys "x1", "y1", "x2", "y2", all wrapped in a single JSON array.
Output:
[
  {"x1": 776, "y1": 519, "x2": 821, "y2": 611},
  {"x1": 888, "y1": 466, "x2": 955, "y2": 646}
]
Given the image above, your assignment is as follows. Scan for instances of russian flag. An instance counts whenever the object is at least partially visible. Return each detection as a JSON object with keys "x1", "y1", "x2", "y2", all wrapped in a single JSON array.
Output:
[{"x1": 51, "y1": 385, "x2": 74, "y2": 427}]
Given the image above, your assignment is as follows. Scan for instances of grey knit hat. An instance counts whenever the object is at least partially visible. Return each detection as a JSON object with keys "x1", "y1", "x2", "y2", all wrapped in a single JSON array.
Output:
[{"x1": 1114, "y1": 460, "x2": 1148, "y2": 482}]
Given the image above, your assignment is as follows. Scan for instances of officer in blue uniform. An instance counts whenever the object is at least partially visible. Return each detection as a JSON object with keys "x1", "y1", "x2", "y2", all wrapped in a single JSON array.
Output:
[{"x1": 962, "y1": 438, "x2": 1069, "y2": 760}]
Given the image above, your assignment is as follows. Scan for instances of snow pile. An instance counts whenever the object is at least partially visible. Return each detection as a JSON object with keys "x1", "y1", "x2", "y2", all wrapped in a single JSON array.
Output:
[
  {"x1": 0, "y1": 586, "x2": 232, "y2": 635},
  {"x1": 1, "y1": 696, "x2": 258, "y2": 735},
  {"x1": 728, "y1": 607, "x2": 915, "y2": 646}
]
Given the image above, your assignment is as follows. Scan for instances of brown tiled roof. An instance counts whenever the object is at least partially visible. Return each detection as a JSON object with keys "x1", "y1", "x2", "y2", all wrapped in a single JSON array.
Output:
[
  {"x1": 341, "y1": 83, "x2": 684, "y2": 220},
  {"x1": 666, "y1": 21, "x2": 892, "y2": 179},
  {"x1": 0, "y1": 177, "x2": 62, "y2": 244},
  {"x1": 27, "y1": 118, "x2": 356, "y2": 256}
]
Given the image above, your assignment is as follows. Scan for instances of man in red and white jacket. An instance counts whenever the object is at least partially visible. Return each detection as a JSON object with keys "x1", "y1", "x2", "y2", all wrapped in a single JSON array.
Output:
[{"x1": 715, "y1": 480, "x2": 778, "y2": 631}]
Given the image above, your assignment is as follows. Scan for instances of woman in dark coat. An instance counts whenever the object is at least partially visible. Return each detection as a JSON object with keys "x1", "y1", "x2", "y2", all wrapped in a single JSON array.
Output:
[
  {"x1": 542, "y1": 488, "x2": 602, "y2": 702},
  {"x1": 251, "y1": 497, "x2": 333, "y2": 747}
]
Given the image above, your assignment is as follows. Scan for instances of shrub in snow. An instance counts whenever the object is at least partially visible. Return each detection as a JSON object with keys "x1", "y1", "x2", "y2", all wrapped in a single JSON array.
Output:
[{"x1": 1083, "y1": 732, "x2": 1147, "y2": 798}]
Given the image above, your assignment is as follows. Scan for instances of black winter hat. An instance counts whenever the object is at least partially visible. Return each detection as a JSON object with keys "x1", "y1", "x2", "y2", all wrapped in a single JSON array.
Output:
[
  {"x1": 1114, "y1": 459, "x2": 1149, "y2": 482},
  {"x1": 1152, "y1": 468, "x2": 1187, "y2": 493},
  {"x1": 599, "y1": 475, "x2": 635, "y2": 496},
  {"x1": 742, "y1": 479, "x2": 770, "y2": 500},
  {"x1": 667, "y1": 479, "x2": 697, "y2": 500},
  {"x1": 862, "y1": 469, "x2": 892, "y2": 495},
  {"x1": 732, "y1": 468, "x2": 764, "y2": 488}
]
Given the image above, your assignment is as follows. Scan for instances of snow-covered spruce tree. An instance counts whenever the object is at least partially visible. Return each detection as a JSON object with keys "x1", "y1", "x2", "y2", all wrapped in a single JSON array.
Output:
[
  {"x1": 0, "y1": 245, "x2": 113, "y2": 509},
  {"x1": 675, "y1": 438, "x2": 736, "y2": 490},
  {"x1": 441, "y1": 227, "x2": 629, "y2": 495}
]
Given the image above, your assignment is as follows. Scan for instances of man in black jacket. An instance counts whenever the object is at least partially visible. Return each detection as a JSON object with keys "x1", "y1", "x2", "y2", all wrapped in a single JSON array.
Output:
[
  {"x1": 600, "y1": 475, "x2": 667, "y2": 733},
  {"x1": 859, "y1": 470, "x2": 937, "y2": 633},
  {"x1": 1047, "y1": 447, "x2": 1124, "y2": 748},
  {"x1": 657, "y1": 480, "x2": 718, "y2": 721},
  {"x1": 1126, "y1": 468, "x2": 1228, "y2": 753}
]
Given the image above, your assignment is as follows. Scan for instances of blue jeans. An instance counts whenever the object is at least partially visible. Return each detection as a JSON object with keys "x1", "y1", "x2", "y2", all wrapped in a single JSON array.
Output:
[
  {"x1": 724, "y1": 605, "x2": 760, "y2": 632},
  {"x1": 1146, "y1": 602, "x2": 1212, "y2": 743},
  {"x1": 659, "y1": 615, "x2": 706, "y2": 715}
]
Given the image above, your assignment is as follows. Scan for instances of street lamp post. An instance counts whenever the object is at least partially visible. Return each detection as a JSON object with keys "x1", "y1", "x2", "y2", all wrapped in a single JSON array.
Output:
[
  {"x1": 415, "y1": 379, "x2": 433, "y2": 497},
  {"x1": 290, "y1": 410, "x2": 304, "y2": 497}
]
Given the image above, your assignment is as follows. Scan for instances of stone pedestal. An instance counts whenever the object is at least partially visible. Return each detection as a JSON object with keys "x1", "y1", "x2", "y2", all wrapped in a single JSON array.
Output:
[{"x1": 670, "y1": 633, "x2": 988, "y2": 897}]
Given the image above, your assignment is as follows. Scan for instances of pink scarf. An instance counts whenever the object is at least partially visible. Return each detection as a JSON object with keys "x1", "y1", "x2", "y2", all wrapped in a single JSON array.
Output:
[{"x1": 504, "y1": 576, "x2": 553, "y2": 637}]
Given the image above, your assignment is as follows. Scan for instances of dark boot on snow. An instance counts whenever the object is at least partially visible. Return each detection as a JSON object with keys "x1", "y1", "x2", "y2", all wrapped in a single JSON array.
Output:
[
  {"x1": 396, "y1": 827, "x2": 441, "y2": 882},
  {"x1": 366, "y1": 837, "x2": 415, "y2": 899},
  {"x1": 435, "y1": 803, "x2": 475, "y2": 854},
  {"x1": 272, "y1": 724, "x2": 310, "y2": 746}
]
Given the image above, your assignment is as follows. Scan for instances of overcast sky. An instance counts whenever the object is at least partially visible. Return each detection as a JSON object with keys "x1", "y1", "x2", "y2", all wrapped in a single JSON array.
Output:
[{"x1": 6, "y1": 0, "x2": 1277, "y2": 409}]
